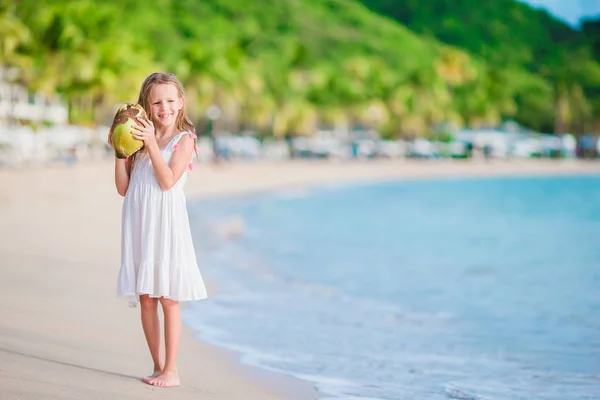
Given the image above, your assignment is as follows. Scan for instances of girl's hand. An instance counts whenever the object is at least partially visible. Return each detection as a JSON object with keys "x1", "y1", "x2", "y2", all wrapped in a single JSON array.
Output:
[{"x1": 132, "y1": 117, "x2": 157, "y2": 148}]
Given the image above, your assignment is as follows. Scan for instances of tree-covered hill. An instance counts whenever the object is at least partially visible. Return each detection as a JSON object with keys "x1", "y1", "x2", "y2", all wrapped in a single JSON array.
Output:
[
  {"x1": 1, "y1": 0, "x2": 598, "y2": 136},
  {"x1": 582, "y1": 17, "x2": 600, "y2": 60},
  {"x1": 360, "y1": 0, "x2": 592, "y2": 68},
  {"x1": 360, "y1": 0, "x2": 600, "y2": 133}
]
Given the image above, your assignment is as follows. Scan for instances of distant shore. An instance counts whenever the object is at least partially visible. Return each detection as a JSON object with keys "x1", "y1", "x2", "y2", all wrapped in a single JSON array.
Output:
[{"x1": 0, "y1": 158, "x2": 597, "y2": 400}]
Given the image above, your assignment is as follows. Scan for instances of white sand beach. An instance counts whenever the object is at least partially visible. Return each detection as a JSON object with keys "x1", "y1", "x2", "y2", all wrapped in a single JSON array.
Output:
[{"x1": 0, "y1": 158, "x2": 597, "y2": 399}]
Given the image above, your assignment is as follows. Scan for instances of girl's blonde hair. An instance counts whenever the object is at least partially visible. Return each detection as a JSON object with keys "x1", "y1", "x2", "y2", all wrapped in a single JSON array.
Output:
[
  {"x1": 137, "y1": 72, "x2": 195, "y2": 134},
  {"x1": 128, "y1": 72, "x2": 198, "y2": 170}
]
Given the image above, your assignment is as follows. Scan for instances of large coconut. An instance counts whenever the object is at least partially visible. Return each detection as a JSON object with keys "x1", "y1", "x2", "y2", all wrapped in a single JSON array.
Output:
[{"x1": 109, "y1": 104, "x2": 147, "y2": 159}]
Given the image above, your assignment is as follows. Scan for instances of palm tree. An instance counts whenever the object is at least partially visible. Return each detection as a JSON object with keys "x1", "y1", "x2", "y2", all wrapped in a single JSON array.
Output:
[
  {"x1": 401, "y1": 66, "x2": 452, "y2": 138},
  {"x1": 0, "y1": 3, "x2": 32, "y2": 126},
  {"x1": 0, "y1": 3, "x2": 31, "y2": 68},
  {"x1": 541, "y1": 49, "x2": 600, "y2": 134},
  {"x1": 435, "y1": 47, "x2": 476, "y2": 87}
]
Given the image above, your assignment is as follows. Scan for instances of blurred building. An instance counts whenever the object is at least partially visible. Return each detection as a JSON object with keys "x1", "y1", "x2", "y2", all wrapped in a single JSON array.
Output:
[{"x1": 0, "y1": 68, "x2": 68, "y2": 126}]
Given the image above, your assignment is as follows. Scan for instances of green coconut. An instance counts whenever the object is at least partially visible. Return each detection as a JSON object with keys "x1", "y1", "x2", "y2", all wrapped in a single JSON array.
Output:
[{"x1": 109, "y1": 104, "x2": 147, "y2": 159}]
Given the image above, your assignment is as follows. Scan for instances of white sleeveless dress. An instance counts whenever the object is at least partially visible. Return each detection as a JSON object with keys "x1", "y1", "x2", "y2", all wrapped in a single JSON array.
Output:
[{"x1": 117, "y1": 131, "x2": 207, "y2": 304}]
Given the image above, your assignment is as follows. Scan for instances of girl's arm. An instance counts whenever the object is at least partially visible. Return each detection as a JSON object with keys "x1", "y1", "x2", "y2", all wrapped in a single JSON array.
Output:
[
  {"x1": 146, "y1": 134, "x2": 194, "y2": 191},
  {"x1": 109, "y1": 127, "x2": 132, "y2": 196},
  {"x1": 133, "y1": 117, "x2": 194, "y2": 191},
  {"x1": 114, "y1": 157, "x2": 131, "y2": 196}
]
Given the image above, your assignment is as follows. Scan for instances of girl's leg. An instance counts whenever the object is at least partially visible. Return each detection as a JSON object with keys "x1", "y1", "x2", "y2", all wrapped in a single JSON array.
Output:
[
  {"x1": 148, "y1": 297, "x2": 181, "y2": 388},
  {"x1": 139, "y1": 295, "x2": 163, "y2": 382}
]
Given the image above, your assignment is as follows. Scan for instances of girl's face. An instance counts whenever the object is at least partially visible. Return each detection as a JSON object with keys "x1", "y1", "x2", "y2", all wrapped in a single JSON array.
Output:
[{"x1": 148, "y1": 83, "x2": 183, "y2": 129}]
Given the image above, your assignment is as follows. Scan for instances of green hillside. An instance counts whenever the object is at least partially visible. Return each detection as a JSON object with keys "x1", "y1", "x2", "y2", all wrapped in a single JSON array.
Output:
[
  {"x1": 582, "y1": 17, "x2": 600, "y2": 61},
  {"x1": 2, "y1": 0, "x2": 597, "y2": 136},
  {"x1": 360, "y1": 0, "x2": 590, "y2": 68},
  {"x1": 359, "y1": 0, "x2": 600, "y2": 133}
]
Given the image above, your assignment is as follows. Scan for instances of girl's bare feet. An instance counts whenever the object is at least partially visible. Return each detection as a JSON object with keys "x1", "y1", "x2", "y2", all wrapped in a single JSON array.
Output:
[
  {"x1": 141, "y1": 367, "x2": 163, "y2": 384},
  {"x1": 147, "y1": 370, "x2": 180, "y2": 388}
]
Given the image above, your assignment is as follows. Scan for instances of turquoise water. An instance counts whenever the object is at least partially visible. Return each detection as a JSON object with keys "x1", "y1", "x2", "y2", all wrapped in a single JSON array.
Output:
[{"x1": 184, "y1": 175, "x2": 600, "y2": 400}]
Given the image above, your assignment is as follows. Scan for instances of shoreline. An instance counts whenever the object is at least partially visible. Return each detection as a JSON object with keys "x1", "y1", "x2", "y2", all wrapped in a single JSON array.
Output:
[
  {"x1": 183, "y1": 158, "x2": 600, "y2": 202},
  {"x1": 181, "y1": 157, "x2": 600, "y2": 400},
  {"x1": 0, "y1": 158, "x2": 598, "y2": 400},
  {"x1": 0, "y1": 159, "x2": 318, "y2": 400}
]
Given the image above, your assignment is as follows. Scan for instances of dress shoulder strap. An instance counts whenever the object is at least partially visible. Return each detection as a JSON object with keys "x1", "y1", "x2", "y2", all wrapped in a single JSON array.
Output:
[
  {"x1": 169, "y1": 131, "x2": 199, "y2": 169},
  {"x1": 168, "y1": 131, "x2": 197, "y2": 150}
]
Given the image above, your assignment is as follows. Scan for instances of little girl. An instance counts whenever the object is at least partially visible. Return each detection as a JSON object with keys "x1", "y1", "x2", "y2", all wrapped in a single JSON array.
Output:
[{"x1": 113, "y1": 72, "x2": 208, "y2": 388}]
